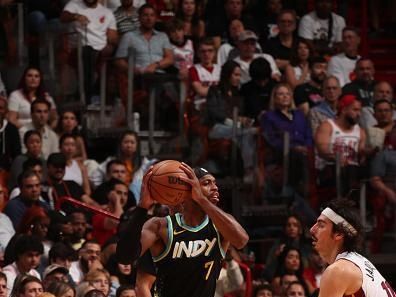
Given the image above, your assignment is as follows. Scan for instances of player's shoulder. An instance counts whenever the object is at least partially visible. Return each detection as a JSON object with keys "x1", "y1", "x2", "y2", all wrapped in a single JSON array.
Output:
[{"x1": 325, "y1": 258, "x2": 362, "y2": 283}]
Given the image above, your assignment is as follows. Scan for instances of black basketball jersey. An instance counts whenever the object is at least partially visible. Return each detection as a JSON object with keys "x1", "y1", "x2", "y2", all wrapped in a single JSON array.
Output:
[{"x1": 153, "y1": 213, "x2": 225, "y2": 297}]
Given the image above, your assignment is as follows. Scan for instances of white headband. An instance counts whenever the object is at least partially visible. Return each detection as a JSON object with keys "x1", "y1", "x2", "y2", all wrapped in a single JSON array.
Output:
[{"x1": 321, "y1": 207, "x2": 357, "y2": 236}]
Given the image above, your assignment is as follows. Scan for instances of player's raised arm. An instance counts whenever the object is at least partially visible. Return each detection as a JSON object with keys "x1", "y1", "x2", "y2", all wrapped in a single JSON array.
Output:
[
  {"x1": 116, "y1": 168, "x2": 160, "y2": 264},
  {"x1": 179, "y1": 163, "x2": 249, "y2": 250}
]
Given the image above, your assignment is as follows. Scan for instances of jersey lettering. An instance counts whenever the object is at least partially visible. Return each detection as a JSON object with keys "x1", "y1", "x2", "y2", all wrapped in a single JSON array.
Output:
[
  {"x1": 365, "y1": 260, "x2": 375, "y2": 282},
  {"x1": 172, "y1": 238, "x2": 217, "y2": 258}
]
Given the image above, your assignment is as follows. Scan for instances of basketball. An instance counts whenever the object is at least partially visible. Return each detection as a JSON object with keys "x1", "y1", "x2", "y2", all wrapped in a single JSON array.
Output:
[{"x1": 148, "y1": 160, "x2": 191, "y2": 206}]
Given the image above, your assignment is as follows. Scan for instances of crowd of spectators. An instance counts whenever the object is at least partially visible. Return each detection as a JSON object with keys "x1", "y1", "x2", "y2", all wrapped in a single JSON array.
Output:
[{"x1": 0, "y1": 0, "x2": 396, "y2": 297}]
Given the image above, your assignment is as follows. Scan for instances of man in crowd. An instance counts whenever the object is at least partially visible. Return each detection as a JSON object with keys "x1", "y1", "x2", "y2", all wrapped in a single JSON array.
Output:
[
  {"x1": 327, "y1": 27, "x2": 361, "y2": 87},
  {"x1": 294, "y1": 56, "x2": 328, "y2": 116},
  {"x1": 19, "y1": 99, "x2": 59, "y2": 159},
  {"x1": 315, "y1": 95, "x2": 366, "y2": 197},
  {"x1": 343, "y1": 58, "x2": 376, "y2": 107},
  {"x1": 298, "y1": 0, "x2": 345, "y2": 55},
  {"x1": 61, "y1": 0, "x2": 118, "y2": 103},
  {"x1": 42, "y1": 264, "x2": 70, "y2": 289},
  {"x1": 234, "y1": 30, "x2": 281, "y2": 84},
  {"x1": 309, "y1": 76, "x2": 342, "y2": 134},
  {"x1": 4, "y1": 171, "x2": 48, "y2": 228},
  {"x1": 69, "y1": 210, "x2": 88, "y2": 250}
]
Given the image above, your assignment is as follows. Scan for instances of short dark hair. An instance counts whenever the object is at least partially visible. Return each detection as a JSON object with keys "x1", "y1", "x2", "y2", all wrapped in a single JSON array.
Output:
[
  {"x1": 325, "y1": 198, "x2": 363, "y2": 252},
  {"x1": 116, "y1": 285, "x2": 135, "y2": 297},
  {"x1": 249, "y1": 57, "x2": 271, "y2": 81},
  {"x1": 11, "y1": 274, "x2": 42, "y2": 297},
  {"x1": 253, "y1": 284, "x2": 272, "y2": 297},
  {"x1": 49, "y1": 242, "x2": 76, "y2": 263},
  {"x1": 198, "y1": 37, "x2": 215, "y2": 49},
  {"x1": 59, "y1": 133, "x2": 76, "y2": 147},
  {"x1": 31, "y1": 98, "x2": 51, "y2": 113},
  {"x1": 23, "y1": 130, "x2": 41, "y2": 146},
  {"x1": 106, "y1": 159, "x2": 126, "y2": 174},
  {"x1": 0, "y1": 272, "x2": 7, "y2": 283},
  {"x1": 14, "y1": 235, "x2": 44, "y2": 259},
  {"x1": 286, "y1": 281, "x2": 309, "y2": 297},
  {"x1": 17, "y1": 170, "x2": 40, "y2": 188},
  {"x1": 22, "y1": 158, "x2": 43, "y2": 172},
  {"x1": 374, "y1": 99, "x2": 392, "y2": 111},
  {"x1": 165, "y1": 18, "x2": 184, "y2": 33},
  {"x1": 138, "y1": 3, "x2": 156, "y2": 16},
  {"x1": 309, "y1": 56, "x2": 327, "y2": 69},
  {"x1": 342, "y1": 26, "x2": 360, "y2": 35}
]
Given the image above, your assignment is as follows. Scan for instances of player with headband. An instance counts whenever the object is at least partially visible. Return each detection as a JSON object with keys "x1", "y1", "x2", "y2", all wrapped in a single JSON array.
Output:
[{"x1": 310, "y1": 198, "x2": 394, "y2": 297}]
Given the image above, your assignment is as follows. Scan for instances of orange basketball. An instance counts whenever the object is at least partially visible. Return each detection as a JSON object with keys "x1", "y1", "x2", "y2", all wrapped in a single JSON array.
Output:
[{"x1": 148, "y1": 160, "x2": 191, "y2": 206}]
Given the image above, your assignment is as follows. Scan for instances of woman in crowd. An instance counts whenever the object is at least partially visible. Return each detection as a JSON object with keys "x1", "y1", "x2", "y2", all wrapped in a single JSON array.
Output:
[
  {"x1": 7, "y1": 66, "x2": 57, "y2": 128},
  {"x1": 46, "y1": 281, "x2": 75, "y2": 297},
  {"x1": 9, "y1": 131, "x2": 45, "y2": 190},
  {"x1": 265, "y1": 214, "x2": 311, "y2": 279},
  {"x1": 106, "y1": 255, "x2": 134, "y2": 288},
  {"x1": 84, "y1": 269, "x2": 111, "y2": 297},
  {"x1": 56, "y1": 110, "x2": 87, "y2": 161},
  {"x1": 91, "y1": 131, "x2": 156, "y2": 199},
  {"x1": 271, "y1": 246, "x2": 306, "y2": 296},
  {"x1": 284, "y1": 40, "x2": 313, "y2": 89},
  {"x1": 260, "y1": 83, "x2": 313, "y2": 190},
  {"x1": 175, "y1": 0, "x2": 205, "y2": 45},
  {"x1": 59, "y1": 133, "x2": 91, "y2": 195},
  {"x1": 10, "y1": 274, "x2": 43, "y2": 297},
  {"x1": 206, "y1": 60, "x2": 257, "y2": 180}
]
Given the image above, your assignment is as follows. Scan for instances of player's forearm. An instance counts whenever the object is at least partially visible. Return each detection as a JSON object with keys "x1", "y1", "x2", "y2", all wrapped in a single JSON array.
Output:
[{"x1": 196, "y1": 197, "x2": 249, "y2": 249}]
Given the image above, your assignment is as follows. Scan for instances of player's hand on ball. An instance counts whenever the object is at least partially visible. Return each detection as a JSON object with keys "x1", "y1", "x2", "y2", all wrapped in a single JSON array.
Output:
[
  {"x1": 139, "y1": 167, "x2": 156, "y2": 209},
  {"x1": 179, "y1": 162, "x2": 204, "y2": 202}
]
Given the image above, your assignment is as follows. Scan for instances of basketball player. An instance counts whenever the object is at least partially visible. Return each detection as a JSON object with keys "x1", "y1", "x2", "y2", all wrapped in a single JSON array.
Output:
[
  {"x1": 117, "y1": 163, "x2": 249, "y2": 297},
  {"x1": 310, "y1": 198, "x2": 394, "y2": 297}
]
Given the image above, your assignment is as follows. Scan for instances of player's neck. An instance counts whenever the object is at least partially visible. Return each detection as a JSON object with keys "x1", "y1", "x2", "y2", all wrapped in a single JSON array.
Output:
[
  {"x1": 181, "y1": 209, "x2": 207, "y2": 227},
  {"x1": 326, "y1": 246, "x2": 345, "y2": 264}
]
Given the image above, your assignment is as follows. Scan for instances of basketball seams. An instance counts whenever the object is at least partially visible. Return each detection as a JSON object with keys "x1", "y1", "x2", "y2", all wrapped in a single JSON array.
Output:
[
  {"x1": 149, "y1": 181, "x2": 174, "y2": 204},
  {"x1": 151, "y1": 171, "x2": 185, "y2": 177},
  {"x1": 150, "y1": 179, "x2": 191, "y2": 191}
]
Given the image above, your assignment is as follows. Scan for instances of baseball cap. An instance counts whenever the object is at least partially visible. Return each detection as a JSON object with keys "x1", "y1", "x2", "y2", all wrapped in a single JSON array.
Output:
[
  {"x1": 238, "y1": 30, "x2": 258, "y2": 42},
  {"x1": 43, "y1": 264, "x2": 69, "y2": 279},
  {"x1": 47, "y1": 153, "x2": 66, "y2": 168}
]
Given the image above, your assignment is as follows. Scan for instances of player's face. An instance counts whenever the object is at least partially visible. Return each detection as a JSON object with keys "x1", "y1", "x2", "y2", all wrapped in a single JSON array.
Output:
[
  {"x1": 199, "y1": 175, "x2": 219, "y2": 205},
  {"x1": 310, "y1": 215, "x2": 338, "y2": 258}
]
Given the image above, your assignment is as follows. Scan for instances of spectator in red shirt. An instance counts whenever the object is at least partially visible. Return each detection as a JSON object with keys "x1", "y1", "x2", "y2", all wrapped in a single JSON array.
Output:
[{"x1": 92, "y1": 179, "x2": 128, "y2": 246}]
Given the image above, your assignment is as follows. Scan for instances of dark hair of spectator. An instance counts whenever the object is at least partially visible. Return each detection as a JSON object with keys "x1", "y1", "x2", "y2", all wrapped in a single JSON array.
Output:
[
  {"x1": 342, "y1": 26, "x2": 360, "y2": 35},
  {"x1": 59, "y1": 133, "x2": 76, "y2": 147},
  {"x1": 249, "y1": 57, "x2": 271, "y2": 81},
  {"x1": 18, "y1": 66, "x2": 46, "y2": 100},
  {"x1": 275, "y1": 246, "x2": 304, "y2": 277},
  {"x1": 116, "y1": 285, "x2": 135, "y2": 297},
  {"x1": 56, "y1": 110, "x2": 81, "y2": 135},
  {"x1": 325, "y1": 198, "x2": 363, "y2": 252},
  {"x1": 46, "y1": 281, "x2": 75, "y2": 297},
  {"x1": 17, "y1": 205, "x2": 48, "y2": 234},
  {"x1": 106, "y1": 254, "x2": 135, "y2": 286},
  {"x1": 309, "y1": 55, "x2": 327, "y2": 68},
  {"x1": 30, "y1": 98, "x2": 51, "y2": 114},
  {"x1": 138, "y1": 3, "x2": 156, "y2": 16},
  {"x1": 117, "y1": 131, "x2": 142, "y2": 176},
  {"x1": 175, "y1": 0, "x2": 201, "y2": 31},
  {"x1": 17, "y1": 170, "x2": 40, "y2": 188},
  {"x1": 84, "y1": 289, "x2": 106, "y2": 297},
  {"x1": 219, "y1": 60, "x2": 241, "y2": 95},
  {"x1": 106, "y1": 159, "x2": 126, "y2": 174},
  {"x1": 22, "y1": 158, "x2": 43, "y2": 172},
  {"x1": 286, "y1": 281, "x2": 309, "y2": 297},
  {"x1": 253, "y1": 283, "x2": 273, "y2": 297},
  {"x1": 290, "y1": 39, "x2": 314, "y2": 67},
  {"x1": 81, "y1": 239, "x2": 100, "y2": 250},
  {"x1": 165, "y1": 18, "x2": 184, "y2": 33},
  {"x1": 23, "y1": 130, "x2": 42, "y2": 146},
  {"x1": 49, "y1": 242, "x2": 77, "y2": 263},
  {"x1": 198, "y1": 37, "x2": 215, "y2": 49},
  {"x1": 374, "y1": 99, "x2": 392, "y2": 111},
  {"x1": 14, "y1": 234, "x2": 44, "y2": 259},
  {"x1": 0, "y1": 272, "x2": 7, "y2": 283},
  {"x1": 11, "y1": 274, "x2": 42, "y2": 297},
  {"x1": 277, "y1": 9, "x2": 297, "y2": 22}
]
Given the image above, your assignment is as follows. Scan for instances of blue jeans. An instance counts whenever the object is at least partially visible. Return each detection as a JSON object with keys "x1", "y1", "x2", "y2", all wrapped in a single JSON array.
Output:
[{"x1": 208, "y1": 123, "x2": 257, "y2": 169}]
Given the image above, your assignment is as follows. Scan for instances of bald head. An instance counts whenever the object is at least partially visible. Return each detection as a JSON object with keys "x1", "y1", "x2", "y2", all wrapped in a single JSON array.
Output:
[{"x1": 374, "y1": 81, "x2": 394, "y2": 101}]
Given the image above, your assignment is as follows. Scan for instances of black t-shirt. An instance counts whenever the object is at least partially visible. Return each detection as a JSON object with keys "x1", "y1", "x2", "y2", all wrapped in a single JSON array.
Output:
[
  {"x1": 240, "y1": 79, "x2": 276, "y2": 121},
  {"x1": 342, "y1": 80, "x2": 375, "y2": 107},
  {"x1": 263, "y1": 36, "x2": 298, "y2": 62},
  {"x1": 294, "y1": 82, "x2": 324, "y2": 108},
  {"x1": 153, "y1": 214, "x2": 224, "y2": 297}
]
